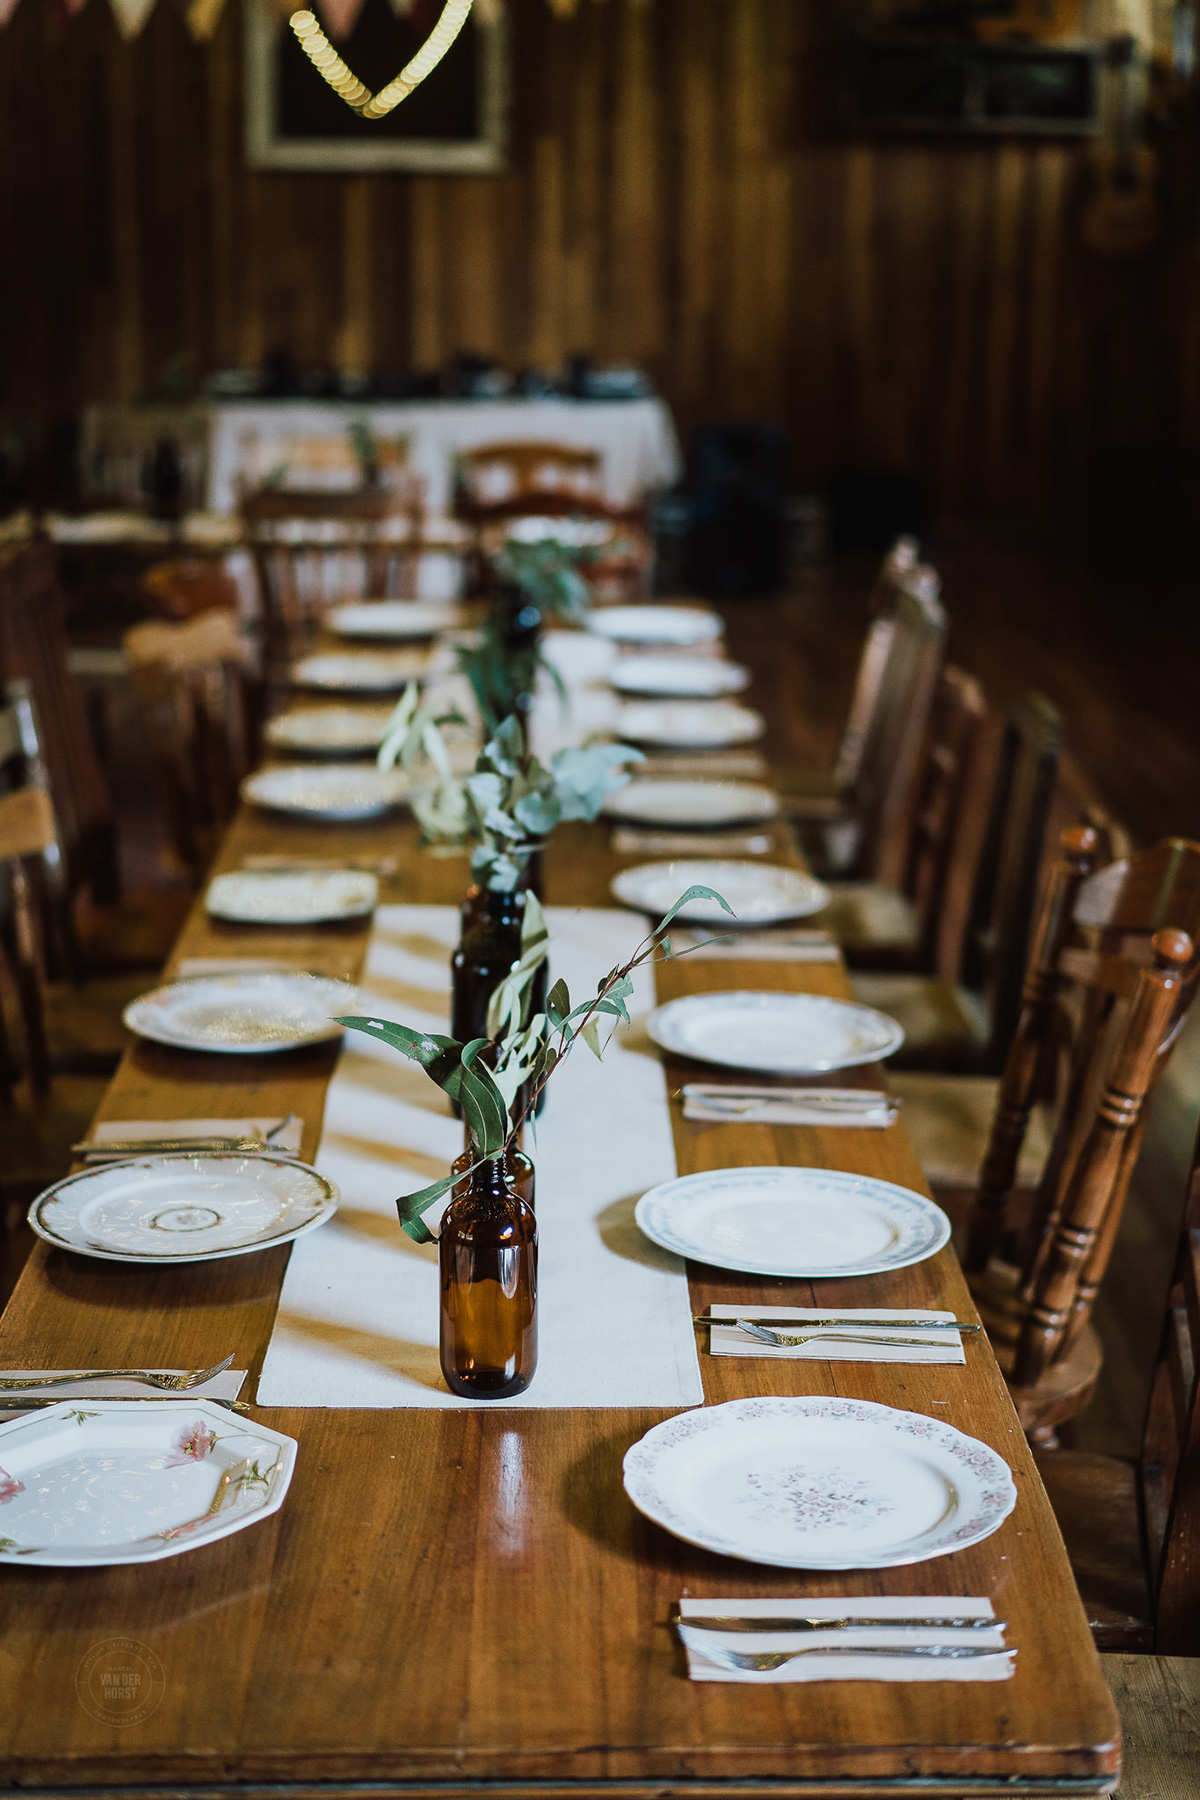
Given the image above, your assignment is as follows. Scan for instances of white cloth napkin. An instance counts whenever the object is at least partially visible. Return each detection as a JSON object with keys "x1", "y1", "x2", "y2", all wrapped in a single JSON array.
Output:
[
  {"x1": 611, "y1": 829, "x2": 776, "y2": 857},
  {"x1": 83, "y1": 1116, "x2": 305, "y2": 1159},
  {"x1": 671, "y1": 928, "x2": 840, "y2": 964},
  {"x1": 678, "y1": 1596, "x2": 1012, "y2": 1682},
  {"x1": 681, "y1": 1085, "x2": 897, "y2": 1129},
  {"x1": 174, "y1": 957, "x2": 306, "y2": 978},
  {"x1": 637, "y1": 751, "x2": 769, "y2": 779},
  {"x1": 0, "y1": 1368, "x2": 247, "y2": 1420},
  {"x1": 704, "y1": 1305, "x2": 966, "y2": 1365}
]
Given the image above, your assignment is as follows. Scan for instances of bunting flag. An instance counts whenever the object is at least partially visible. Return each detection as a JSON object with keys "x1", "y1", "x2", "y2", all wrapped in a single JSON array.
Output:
[
  {"x1": 315, "y1": 0, "x2": 366, "y2": 39},
  {"x1": 107, "y1": 0, "x2": 156, "y2": 34},
  {"x1": 185, "y1": 0, "x2": 226, "y2": 39},
  {"x1": 0, "y1": 0, "x2": 633, "y2": 36},
  {"x1": 0, "y1": 0, "x2": 19, "y2": 24}
]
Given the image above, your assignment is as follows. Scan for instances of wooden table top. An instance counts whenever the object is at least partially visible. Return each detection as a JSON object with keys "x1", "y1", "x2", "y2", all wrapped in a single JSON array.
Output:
[{"x1": 0, "y1": 661, "x2": 1120, "y2": 1796}]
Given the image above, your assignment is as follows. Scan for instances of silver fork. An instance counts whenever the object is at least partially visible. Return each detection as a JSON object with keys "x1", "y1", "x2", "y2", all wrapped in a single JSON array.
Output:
[
  {"x1": 689, "y1": 1640, "x2": 1010, "y2": 1672},
  {"x1": 733, "y1": 1319, "x2": 962, "y2": 1351},
  {"x1": 0, "y1": 1353, "x2": 236, "y2": 1393}
]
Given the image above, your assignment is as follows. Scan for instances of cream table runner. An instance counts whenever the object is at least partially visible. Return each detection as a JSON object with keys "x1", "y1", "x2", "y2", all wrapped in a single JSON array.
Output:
[{"x1": 256, "y1": 905, "x2": 703, "y2": 1409}]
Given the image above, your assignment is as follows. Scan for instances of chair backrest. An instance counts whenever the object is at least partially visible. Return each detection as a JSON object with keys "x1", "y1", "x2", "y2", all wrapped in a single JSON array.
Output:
[
  {"x1": 1141, "y1": 1122, "x2": 1200, "y2": 1654},
  {"x1": 0, "y1": 537, "x2": 118, "y2": 904},
  {"x1": 240, "y1": 485, "x2": 422, "y2": 679},
  {"x1": 848, "y1": 571, "x2": 948, "y2": 885},
  {"x1": 959, "y1": 692, "x2": 1062, "y2": 1069},
  {"x1": 456, "y1": 442, "x2": 603, "y2": 509},
  {"x1": 124, "y1": 609, "x2": 253, "y2": 884},
  {"x1": 900, "y1": 663, "x2": 987, "y2": 971},
  {"x1": 866, "y1": 533, "x2": 921, "y2": 617},
  {"x1": 966, "y1": 833, "x2": 1200, "y2": 1388},
  {"x1": 0, "y1": 776, "x2": 59, "y2": 1095}
]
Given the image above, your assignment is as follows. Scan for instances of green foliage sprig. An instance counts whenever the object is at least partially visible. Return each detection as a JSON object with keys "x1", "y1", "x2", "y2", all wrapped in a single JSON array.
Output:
[{"x1": 337, "y1": 882, "x2": 732, "y2": 1245}]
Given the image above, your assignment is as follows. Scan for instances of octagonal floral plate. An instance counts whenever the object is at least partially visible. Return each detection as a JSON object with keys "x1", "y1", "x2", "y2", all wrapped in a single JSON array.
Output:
[
  {"x1": 0, "y1": 1400, "x2": 297, "y2": 1566},
  {"x1": 622, "y1": 1396, "x2": 1016, "y2": 1571}
]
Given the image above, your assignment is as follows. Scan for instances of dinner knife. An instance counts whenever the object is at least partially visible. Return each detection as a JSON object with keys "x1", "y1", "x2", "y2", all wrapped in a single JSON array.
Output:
[
  {"x1": 675, "y1": 1613, "x2": 1005, "y2": 1634},
  {"x1": 693, "y1": 1314, "x2": 980, "y2": 1332}
]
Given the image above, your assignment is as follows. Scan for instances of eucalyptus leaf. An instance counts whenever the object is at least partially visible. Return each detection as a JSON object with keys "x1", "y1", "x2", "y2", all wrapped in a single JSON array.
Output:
[{"x1": 394, "y1": 1175, "x2": 453, "y2": 1244}]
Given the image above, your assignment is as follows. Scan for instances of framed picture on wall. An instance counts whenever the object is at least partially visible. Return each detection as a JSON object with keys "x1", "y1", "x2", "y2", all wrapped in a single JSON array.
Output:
[{"x1": 244, "y1": 0, "x2": 510, "y2": 173}]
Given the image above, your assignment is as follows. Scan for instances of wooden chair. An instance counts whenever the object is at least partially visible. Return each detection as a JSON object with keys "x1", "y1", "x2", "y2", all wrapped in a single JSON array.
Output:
[
  {"x1": 240, "y1": 485, "x2": 425, "y2": 693},
  {"x1": 950, "y1": 838, "x2": 1200, "y2": 1441},
  {"x1": 456, "y1": 441, "x2": 603, "y2": 509},
  {"x1": 816, "y1": 663, "x2": 986, "y2": 968},
  {"x1": 1034, "y1": 1120, "x2": 1200, "y2": 1652},
  {"x1": 0, "y1": 776, "x2": 109, "y2": 1271},
  {"x1": 787, "y1": 569, "x2": 948, "y2": 885},
  {"x1": 853, "y1": 691, "x2": 1061, "y2": 1072},
  {"x1": 866, "y1": 532, "x2": 921, "y2": 617},
  {"x1": 123, "y1": 609, "x2": 255, "y2": 885},
  {"x1": 0, "y1": 535, "x2": 118, "y2": 909}
]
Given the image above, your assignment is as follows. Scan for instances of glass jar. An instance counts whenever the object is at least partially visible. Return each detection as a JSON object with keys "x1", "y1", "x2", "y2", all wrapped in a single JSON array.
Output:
[{"x1": 439, "y1": 1153, "x2": 537, "y2": 1398}]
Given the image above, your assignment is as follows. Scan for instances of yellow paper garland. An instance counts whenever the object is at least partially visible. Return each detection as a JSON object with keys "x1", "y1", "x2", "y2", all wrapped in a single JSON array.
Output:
[{"x1": 290, "y1": 0, "x2": 475, "y2": 120}]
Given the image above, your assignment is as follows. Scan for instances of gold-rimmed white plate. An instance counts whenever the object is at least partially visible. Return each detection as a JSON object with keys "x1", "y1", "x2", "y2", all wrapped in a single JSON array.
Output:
[
  {"x1": 240, "y1": 765, "x2": 410, "y2": 821},
  {"x1": 123, "y1": 972, "x2": 359, "y2": 1054}
]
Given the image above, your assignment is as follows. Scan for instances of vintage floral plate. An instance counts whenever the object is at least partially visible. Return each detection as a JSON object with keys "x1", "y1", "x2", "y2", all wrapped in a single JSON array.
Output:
[
  {"x1": 265, "y1": 705, "x2": 398, "y2": 757},
  {"x1": 633, "y1": 1165, "x2": 950, "y2": 1278},
  {"x1": 646, "y1": 989, "x2": 904, "y2": 1073},
  {"x1": 0, "y1": 1400, "x2": 297, "y2": 1565},
  {"x1": 240, "y1": 765, "x2": 410, "y2": 821},
  {"x1": 328, "y1": 601, "x2": 463, "y2": 641},
  {"x1": 611, "y1": 860, "x2": 829, "y2": 926},
  {"x1": 123, "y1": 972, "x2": 359, "y2": 1054},
  {"x1": 611, "y1": 656, "x2": 750, "y2": 699},
  {"x1": 602, "y1": 779, "x2": 779, "y2": 829},
  {"x1": 28, "y1": 1152, "x2": 339, "y2": 1264},
  {"x1": 622, "y1": 1396, "x2": 1016, "y2": 1570},
  {"x1": 205, "y1": 870, "x2": 378, "y2": 926},
  {"x1": 585, "y1": 605, "x2": 723, "y2": 647}
]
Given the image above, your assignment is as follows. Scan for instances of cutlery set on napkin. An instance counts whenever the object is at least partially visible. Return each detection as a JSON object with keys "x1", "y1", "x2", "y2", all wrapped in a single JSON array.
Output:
[
  {"x1": 681, "y1": 1084, "x2": 899, "y2": 1128},
  {"x1": 0, "y1": 1356, "x2": 248, "y2": 1418},
  {"x1": 611, "y1": 827, "x2": 776, "y2": 857},
  {"x1": 671, "y1": 928, "x2": 841, "y2": 964},
  {"x1": 675, "y1": 1598, "x2": 1014, "y2": 1682},
  {"x1": 72, "y1": 1115, "x2": 305, "y2": 1162},
  {"x1": 695, "y1": 1306, "x2": 973, "y2": 1365}
]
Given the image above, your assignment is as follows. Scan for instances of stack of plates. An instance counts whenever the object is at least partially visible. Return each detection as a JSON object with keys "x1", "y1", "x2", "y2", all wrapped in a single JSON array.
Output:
[
  {"x1": 205, "y1": 870, "x2": 378, "y2": 925},
  {"x1": 240, "y1": 765, "x2": 409, "y2": 821},
  {"x1": 646, "y1": 990, "x2": 904, "y2": 1073},
  {"x1": 602, "y1": 779, "x2": 779, "y2": 829},
  {"x1": 327, "y1": 601, "x2": 463, "y2": 641},
  {"x1": 611, "y1": 860, "x2": 828, "y2": 925},
  {"x1": 616, "y1": 701, "x2": 765, "y2": 749},
  {"x1": 611, "y1": 656, "x2": 749, "y2": 698},
  {"x1": 123, "y1": 972, "x2": 359, "y2": 1054},
  {"x1": 586, "y1": 605, "x2": 722, "y2": 648},
  {"x1": 290, "y1": 651, "x2": 430, "y2": 692},
  {"x1": 265, "y1": 706, "x2": 397, "y2": 758}
]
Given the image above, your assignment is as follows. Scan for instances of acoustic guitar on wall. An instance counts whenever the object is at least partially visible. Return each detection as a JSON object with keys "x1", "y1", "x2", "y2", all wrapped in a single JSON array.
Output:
[{"x1": 1082, "y1": 34, "x2": 1162, "y2": 256}]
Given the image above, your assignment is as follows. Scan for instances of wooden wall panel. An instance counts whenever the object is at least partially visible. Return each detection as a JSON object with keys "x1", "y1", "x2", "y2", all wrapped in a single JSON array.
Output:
[{"x1": 0, "y1": 0, "x2": 1195, "y2": 535}]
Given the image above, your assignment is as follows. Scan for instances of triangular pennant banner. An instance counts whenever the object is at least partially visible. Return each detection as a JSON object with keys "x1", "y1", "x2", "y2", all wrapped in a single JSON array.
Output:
[
  {"x1": 108, "y1": 0, "x2": 157, "y2": 35},
  {"x1": 317, "y1": 0, "x2": 367, "y2": 40},
  {"x1": 0, "y1": 0, "x2": 21, "y2": 24}
]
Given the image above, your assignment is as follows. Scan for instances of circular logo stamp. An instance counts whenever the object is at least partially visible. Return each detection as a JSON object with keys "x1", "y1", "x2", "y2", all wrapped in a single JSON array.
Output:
[{"x1": 75, "y1": 1637, "x2": 165, "y2": 1727}]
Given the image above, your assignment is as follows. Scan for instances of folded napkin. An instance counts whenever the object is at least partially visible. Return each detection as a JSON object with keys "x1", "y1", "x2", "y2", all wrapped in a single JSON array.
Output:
[
  {"x1": 240, "y1": 853, "x2": 400, "y2": 877},
  {"x1": 0, "y1": 1366, "x2": 247, "y2": 1421},
  {"x1": 704, "y1": 1305, "x2": 966, "y2": 1365},
  {"x1": 611, "y1": 828, "x2": 775, "y2": 857},
  {"x1": 174, "y1": 957, "x2": 306, "y2": 978},
  {"x1": 678, "y1": 1596, "x2": 1012, "y2": 1682},
  {"x1": 672, "y1": 928, "x2": 840, "y2": 964},
  {"x1": 682, "y1": 1084, "x2": 898, "y2": 1128},
  {"x1": 81, "y1": 1116, "x2": 305, "y2": 1161}
]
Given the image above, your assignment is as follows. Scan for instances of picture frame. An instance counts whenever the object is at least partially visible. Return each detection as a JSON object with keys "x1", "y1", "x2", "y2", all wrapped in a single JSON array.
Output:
[{"x1": 244, "y1": 1, "x2": 510, "y2": 174}]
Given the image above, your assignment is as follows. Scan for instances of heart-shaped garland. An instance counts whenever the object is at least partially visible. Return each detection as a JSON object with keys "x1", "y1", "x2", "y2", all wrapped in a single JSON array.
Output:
[{"x1": 290, "y1": 0, "x2": 474, "y2": 120}]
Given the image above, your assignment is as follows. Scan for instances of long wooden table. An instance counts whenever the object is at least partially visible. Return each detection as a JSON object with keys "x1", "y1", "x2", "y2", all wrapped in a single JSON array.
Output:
[{"x1": 0, "y1": 698, "x2": 1120, "y2": 1794}]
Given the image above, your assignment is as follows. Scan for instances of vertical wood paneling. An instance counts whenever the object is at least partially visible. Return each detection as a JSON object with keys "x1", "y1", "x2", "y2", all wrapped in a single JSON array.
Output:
[{"x1": 0, "y1": 0, "x2": 1195, "y2": 535}]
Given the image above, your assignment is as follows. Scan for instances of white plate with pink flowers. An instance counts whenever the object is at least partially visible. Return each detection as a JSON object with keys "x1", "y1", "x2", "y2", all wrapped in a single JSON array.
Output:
[
  {"x1": 622, "y1": 1396, "x2": 1016, "y2": 1571},
  {"x1": 0, "y1": 1400, "x2": 297, "y2": 1566}
]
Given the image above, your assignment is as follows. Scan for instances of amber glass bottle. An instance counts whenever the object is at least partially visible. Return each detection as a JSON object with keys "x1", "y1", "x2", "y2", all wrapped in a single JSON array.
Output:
[
  {"x1": 453, "y1": 1137, "x2": 535, "y2": 1210},
  {"x1": 452, "y1": 886, "x2": 548, "y2": 1062},
  {"x1": 439, "y1": 1153, "x2": 538, "y2": 1398}
]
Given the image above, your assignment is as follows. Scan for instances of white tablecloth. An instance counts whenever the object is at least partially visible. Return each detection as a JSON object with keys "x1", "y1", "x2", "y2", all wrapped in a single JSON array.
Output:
[
  {"x1": 256, "y1": 905, "x2": 703, "y2": 1410},
  {"x1": 198, "y1": 398, "x2": 681, "y2": 515}
]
